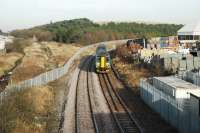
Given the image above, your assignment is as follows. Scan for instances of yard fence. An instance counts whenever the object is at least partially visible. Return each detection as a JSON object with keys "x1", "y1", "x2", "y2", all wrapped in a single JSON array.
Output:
[
  {"x1": 140, "y1": 79, "x2": 200, "y2": 133},
  {"x1": 181, "y1": 71, "x2": 200, "y2": 86},
  {"x1": 0, "y1": 40, "x2": 127, "y2": 102},
  {"x1": 146, "y1": 54, "x2": 200, "y2": 73}
]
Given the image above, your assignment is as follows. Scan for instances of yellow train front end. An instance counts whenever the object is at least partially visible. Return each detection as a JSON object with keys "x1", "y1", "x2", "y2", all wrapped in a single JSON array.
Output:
[{"x1": 96, "y1": 56, "x2": 110, "y2": 73}]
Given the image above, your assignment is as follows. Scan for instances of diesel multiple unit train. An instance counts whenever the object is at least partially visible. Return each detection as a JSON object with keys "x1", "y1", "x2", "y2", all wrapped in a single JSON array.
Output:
[{"x1": 95, "y1": 44, "x2": 111, "y2": 73}]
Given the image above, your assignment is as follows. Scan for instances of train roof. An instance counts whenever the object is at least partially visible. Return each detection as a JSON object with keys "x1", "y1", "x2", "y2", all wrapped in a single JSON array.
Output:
[
  {"x1": 96, "y1": 44, "x2": 108, "y2": 56},
  {"x1": 97, "y1": 44, "x2": 106, "y2": 50}
]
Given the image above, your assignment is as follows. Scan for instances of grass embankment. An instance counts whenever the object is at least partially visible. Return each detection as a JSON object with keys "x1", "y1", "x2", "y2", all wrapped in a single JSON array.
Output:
[
  {"x1": 0, "y1": 40, "x2": 83, "y2": 133},
  {"x1": 0, "y1": 39, "x2": 81, "y2": 132},
  {"x1": 10, "y1": 42, "x2": 80, "y2": 84},
  {"x1": 113, "y1": 44, "x2": 172, "y2": 93},
  {"x1": 0, "y1": 74, "x2": 69, "y2": 133},
  {"x1": 0, "y1": 53, "x2": 23, "y2": 77},
  {"x1": 113, "y1": 57, "x2": 151, "y2": 94}
]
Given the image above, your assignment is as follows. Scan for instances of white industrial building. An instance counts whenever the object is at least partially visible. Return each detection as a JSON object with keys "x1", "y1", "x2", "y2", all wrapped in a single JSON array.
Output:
[
  {"x1": 140, "y1": 76, "x2": 200, "y2": 133},
  {"x1": 0, "y1": 35, "x2": 13, "y2": 54},
  {"x1": 0, "y1": 40, "x2": 5, "y2": 49},
  {"x1": 0, "y1": 37, "x2": 6, "y2": 55},
  {"x1": 178, "y1": 22, "x2": 200, "y2": 46}
]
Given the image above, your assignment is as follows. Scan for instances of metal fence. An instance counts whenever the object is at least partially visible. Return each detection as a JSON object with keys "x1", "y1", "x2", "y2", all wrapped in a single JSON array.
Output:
[
  {"x1": 141, "y1": 53, "x2": 200, "y2": 73},
  {"x1": 165, "y1": 56, "x2": 200, "y2": 72},
  {"x1": 140, "y1": 79, "x2": 200, "y2": 133},
  {"x1": 0, "y1": 40, "x2": 127, "y2": 102},
  {"x1": 181, "y1": 71, "x2": 200, "y2": 86}
]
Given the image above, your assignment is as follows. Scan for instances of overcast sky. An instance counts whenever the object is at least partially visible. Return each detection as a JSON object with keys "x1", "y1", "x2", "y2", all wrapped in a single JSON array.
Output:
[{"x1": 0, "y1": 0, "x2": 199, "y2": 31}]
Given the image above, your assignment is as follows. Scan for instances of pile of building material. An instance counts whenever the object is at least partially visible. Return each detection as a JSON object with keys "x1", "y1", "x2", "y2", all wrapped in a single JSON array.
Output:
[
  {"x1": 139, "y1": 49, "x2": 177, "y2": 59},
  {"x1": 147, "y1": 36, "x2": 179, "y2": 49}
]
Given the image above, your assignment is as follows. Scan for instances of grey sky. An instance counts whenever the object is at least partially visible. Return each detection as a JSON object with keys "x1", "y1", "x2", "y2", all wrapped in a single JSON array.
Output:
[{"x1": 0, "y1": 0, "x2": 199, "y2": 31}]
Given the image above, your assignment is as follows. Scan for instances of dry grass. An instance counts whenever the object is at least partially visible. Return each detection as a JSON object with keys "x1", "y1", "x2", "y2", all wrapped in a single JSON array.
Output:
[
  {"x1": 0, "y1": 70, "x2": 72, "y2": 133},
  {"x1": 113, "y1": 57, "x2": 151, "y2": 92},
  {"x1": 11, "y1": 42, "x2": 80, "y2": 83},
  {"x1": 45, "y1": 42, "x2": 80, "y2": 67},
  {"x1": 113, "y1": 45, "x2": 172, "y2": 93},
  {"x1": 0, "y1": 85, "x2": 54, "y2": 133},
  {"x1": 11, "y1": 65, "x2": 45, "y2": 84},
  {"x1": 0, "y1": 52, "x2": 23, "y2": 76}
]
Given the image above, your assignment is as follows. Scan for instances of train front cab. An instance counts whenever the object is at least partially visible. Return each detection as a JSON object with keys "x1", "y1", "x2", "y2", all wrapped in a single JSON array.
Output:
[{"x1": 95, "y1": 55, "x2": 111, "y2": 73}]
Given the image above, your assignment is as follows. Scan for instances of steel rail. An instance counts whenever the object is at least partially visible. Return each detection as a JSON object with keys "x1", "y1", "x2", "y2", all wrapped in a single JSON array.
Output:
[
  {"x1": 98, "y1": 72, "x2": 142, "y2": 133},
  {"x1": 75, "y1": 57, "x2": 96, "y2": 133},
  {"x1": 87, "y1": 57, "x2": 100, "y2": 133}
]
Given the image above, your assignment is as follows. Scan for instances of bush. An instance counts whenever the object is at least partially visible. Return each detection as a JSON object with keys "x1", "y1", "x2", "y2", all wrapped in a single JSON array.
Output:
[
  {"x1": 10, "y1": 18, "x2": 183, "y2": 45},
  {"x1": 6, "y1": 39, "x2": 32, "y2": 53}
]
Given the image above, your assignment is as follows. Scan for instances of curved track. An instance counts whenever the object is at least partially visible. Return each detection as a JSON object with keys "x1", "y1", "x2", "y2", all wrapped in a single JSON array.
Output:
[
  {"x1": 75, "y1": 56, "x2": 99, "y2": 133},
  {"x1": 98, "y1": 72, "x2": 143, "y2": 133},
  {"x1": 64, "y1": 55, "x2": 143, "y2": 133}
]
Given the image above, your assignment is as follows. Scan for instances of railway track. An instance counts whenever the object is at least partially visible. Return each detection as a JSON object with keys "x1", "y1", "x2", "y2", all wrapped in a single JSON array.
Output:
[
  {"x1": 75, "y1": 56, "x2": 99, "y2": 133},
  {"x1": 98, "y1": 72, "x2": 143, "y2": 133},
  {"x1": 64, "y1": 55, "x2": 143, "y2": 133}
]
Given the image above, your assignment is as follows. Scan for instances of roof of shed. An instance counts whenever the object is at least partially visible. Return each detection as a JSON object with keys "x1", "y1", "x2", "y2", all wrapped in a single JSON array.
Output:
[
  {"x1": 178, "y1": 22, "x2": 200, "y2": 35},
  {"x1": 153, "y1": 76, "x2": 200, "y2": 90}
]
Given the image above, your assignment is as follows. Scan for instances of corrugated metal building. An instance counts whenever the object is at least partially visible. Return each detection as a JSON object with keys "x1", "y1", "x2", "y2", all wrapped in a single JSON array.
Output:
[
  {"x1": 152, "y1": 76, "x2": 200, "y2": 98},
  {"x1": 140, "y1": 77, "x2": 200, "y2": 133}
]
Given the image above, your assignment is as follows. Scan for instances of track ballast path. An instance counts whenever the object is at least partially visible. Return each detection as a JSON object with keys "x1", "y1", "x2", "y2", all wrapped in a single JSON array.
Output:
[{"x1": 98, "y1": 72, "x2": 143, "y2": 133}]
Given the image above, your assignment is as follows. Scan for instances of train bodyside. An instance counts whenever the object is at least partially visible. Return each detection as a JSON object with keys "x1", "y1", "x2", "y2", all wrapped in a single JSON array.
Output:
[{"x1": 95, "y1": 44, "x2": 111, "y2": 73}]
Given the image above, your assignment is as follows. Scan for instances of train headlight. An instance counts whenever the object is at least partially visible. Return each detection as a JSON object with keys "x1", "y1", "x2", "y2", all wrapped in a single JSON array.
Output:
[
  {"x1": 106, "y1": 63, "x2": 110, "y2": 67},
  {"x1": 96, "y1": 62, "x2": 100, "y2": 67}
]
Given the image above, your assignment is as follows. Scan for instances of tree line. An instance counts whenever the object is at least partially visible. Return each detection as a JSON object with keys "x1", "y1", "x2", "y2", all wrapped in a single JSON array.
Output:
[{"x1": 10, "y1": 18, "x2": 183, "y2": 45}]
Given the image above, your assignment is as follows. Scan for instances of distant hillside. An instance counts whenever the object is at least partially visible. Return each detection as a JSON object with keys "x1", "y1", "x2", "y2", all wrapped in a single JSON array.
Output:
[{"x1": 10, "y1": 18, "x2": 183, "y2": 45}]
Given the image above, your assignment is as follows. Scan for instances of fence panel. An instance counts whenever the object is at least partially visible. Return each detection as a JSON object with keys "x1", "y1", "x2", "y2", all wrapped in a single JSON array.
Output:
[
  {"x1": 182, "y1": 71, "x2": 200, "y2": 86},
  {"x1": 140, "y1": 79, "x2": 199, "y2": 133}
]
